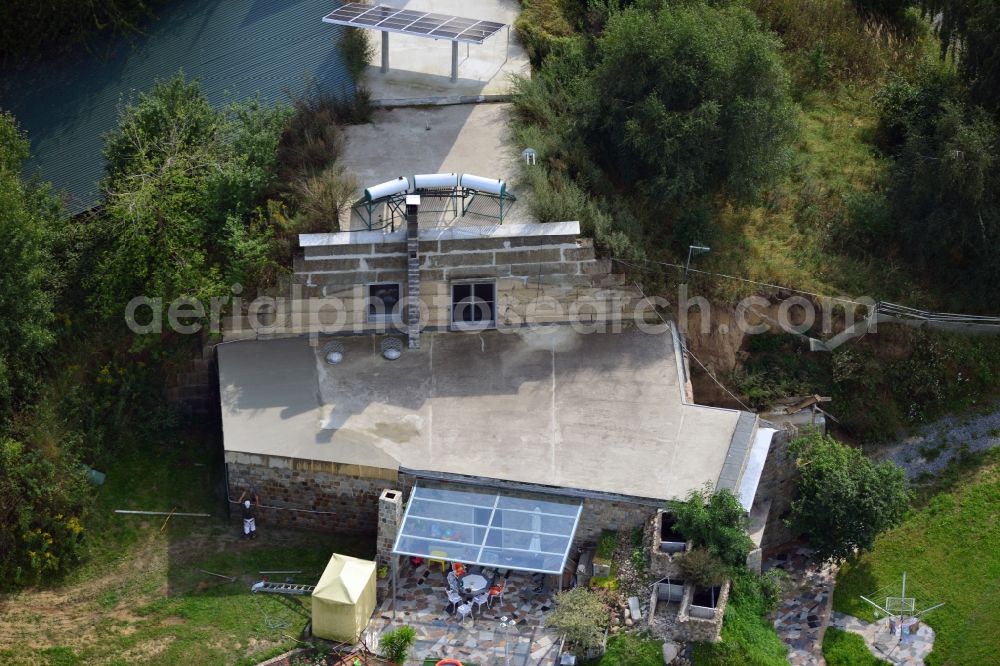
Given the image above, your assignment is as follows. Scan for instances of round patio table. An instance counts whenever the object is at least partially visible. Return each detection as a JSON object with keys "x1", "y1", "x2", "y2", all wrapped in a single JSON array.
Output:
[{"x1": 459, "y1": 573, "x2": 488, "y2": 600}]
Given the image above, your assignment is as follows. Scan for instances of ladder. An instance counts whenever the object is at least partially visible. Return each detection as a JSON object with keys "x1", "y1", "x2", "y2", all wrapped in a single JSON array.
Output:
[{"x1": 251, "y1": 580, "x2": 316, "y2": 595}]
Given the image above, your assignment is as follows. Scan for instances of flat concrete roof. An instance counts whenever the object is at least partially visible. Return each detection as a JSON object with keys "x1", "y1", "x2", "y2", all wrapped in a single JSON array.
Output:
[{"x1": 218, "y1": 326, "x2": 745, "y2": 501}]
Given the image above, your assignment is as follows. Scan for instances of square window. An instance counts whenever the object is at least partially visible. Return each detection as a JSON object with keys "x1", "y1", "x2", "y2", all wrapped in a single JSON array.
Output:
[
  {"x1": 452, "y1": 282, "x2": 495, "y2": 329},
  {"x1": 367, "y1": 283, "x2": 401, "y2": 322}
]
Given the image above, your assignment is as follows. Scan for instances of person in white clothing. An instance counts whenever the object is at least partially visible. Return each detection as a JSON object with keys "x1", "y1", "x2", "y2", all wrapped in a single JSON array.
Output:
[{"x1": 238, "y1": 489, "x2": 259, "y2": 539}]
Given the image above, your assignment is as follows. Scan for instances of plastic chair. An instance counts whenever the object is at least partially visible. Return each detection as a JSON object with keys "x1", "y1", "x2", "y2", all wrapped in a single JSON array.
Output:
[
  {"x1": 472, "y1": 592, "x2": 489, "y2": 616},
  {"x1": 455, "y1": 602, "x2": 473, "y2": 625},
  {"x1": 488, "y1": 579, "x2": 506, "y2": 608},
  {"x1": 428, "y1": 550, "x2": 448, "y2": 572},
  {"x1": 446, "y1": 588, "x2": 462, "y2": 614}
]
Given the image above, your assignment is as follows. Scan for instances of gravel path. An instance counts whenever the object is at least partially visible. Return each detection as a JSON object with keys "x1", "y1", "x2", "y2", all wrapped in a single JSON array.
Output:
[{"x1": 874, "y1": 400, "x2": 1000, "y2": 481}]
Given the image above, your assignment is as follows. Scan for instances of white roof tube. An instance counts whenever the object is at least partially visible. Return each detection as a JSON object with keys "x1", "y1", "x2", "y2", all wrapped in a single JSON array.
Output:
[
  {"x1": 413, "y1": 173, "x2": 459, "y2": 189},
  {"x1": 364, "y1": 176, "x2": 410, "y2": 202},
  {"x1": 460, "y1": 173, "x2": 505, "y2": 196}
]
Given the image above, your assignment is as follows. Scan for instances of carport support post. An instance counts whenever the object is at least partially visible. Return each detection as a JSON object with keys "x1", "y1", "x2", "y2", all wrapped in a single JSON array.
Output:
[
  {"x1": 381, "y1": 30, "x2": 389, "y2": 73},
  {"x1": 451, "y1": 40, "x2": 458, "y2": 82},
  {"x1": 392, "y1": 555, "x2": 398, "y2": 621}
]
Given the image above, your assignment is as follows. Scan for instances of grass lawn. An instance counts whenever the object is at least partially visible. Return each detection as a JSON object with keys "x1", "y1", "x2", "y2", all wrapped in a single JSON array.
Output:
[
  {"x1": 583, "y1": 632, "x2": 663, "y2": 666},
  {"x1": 0, "y1": 431, "x2": 374, "y2": 666},
  {"x1": 693, "y1": 575, "x2": 788, "y2": 666},
  {"x1": 833, "y1": 449, "x2": 1000, "y2": 666},
  {"x1": 822, "y1": 628, "x2": 888, "y2": 665}
]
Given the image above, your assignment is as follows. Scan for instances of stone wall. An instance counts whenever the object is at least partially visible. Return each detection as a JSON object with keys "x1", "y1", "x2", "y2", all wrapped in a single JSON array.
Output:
[
  {"x1": 226, "y1": 450, "x2": 658, "y2": 564},
  {"x1": 224, "y1": 222, "x2": 642, "y2": 339},
  {"x1": 225, "y1": 451, "x2": 411, "y2": 534},
  {"x1": 675, "y1": 579, "x2": 730, "y2": 643},
  {"x1": 647, "y1": 510, "x2": 690, "y2": 580},
  {"x1": 753, "y1": 424, "x2": 801, "y2": 554},
  {"x1": 574, "y1": 497, "x2": 658, "y2": 552},
  {"x1": 376, "y1": 489, "x2": 403, "y2": 570}
]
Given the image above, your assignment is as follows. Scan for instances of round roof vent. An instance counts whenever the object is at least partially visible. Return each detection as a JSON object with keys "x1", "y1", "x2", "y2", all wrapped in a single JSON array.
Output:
[
  {"x1": 323, "y1": 340, "x2": 345, "y2": 365},
  {"x1": 381, "y1": 337, "x2": 403, "y2": 361}
]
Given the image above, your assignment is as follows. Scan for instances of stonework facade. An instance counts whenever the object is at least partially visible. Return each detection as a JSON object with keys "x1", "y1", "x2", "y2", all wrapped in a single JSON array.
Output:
[
  {"x1": 675, "y1": 579, "x2": 730, "y2": 643},
  {"x1": 753, "y1": 424, "x2": 801, "y2": 554},
  {"x1": 376, "y1": 489, "x2": 403, "y2": 570},
  {"x1": 574, "y1": 497, "x2": 658, "y2": 551},
  {"x1": 224, "y1": 222, "x2": 643, "y2": 339},
  {"x1": 648, "y1": 510, "x2": 691, "y2": 581},
  {"x1": 225, "y1": 451, "x2": 410, "y2": 533},
  {"x1": 226, "y1": 447, "x2": 660, "y2": 562}
]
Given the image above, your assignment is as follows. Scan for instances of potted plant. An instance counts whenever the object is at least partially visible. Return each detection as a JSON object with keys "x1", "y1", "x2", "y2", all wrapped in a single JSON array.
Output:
[
  {"x1": 379, "y1": 625, "x2": 417, "y2": 665},
  {"x1": 545, "y1": 587, "x2": 610, "y2": 660}
]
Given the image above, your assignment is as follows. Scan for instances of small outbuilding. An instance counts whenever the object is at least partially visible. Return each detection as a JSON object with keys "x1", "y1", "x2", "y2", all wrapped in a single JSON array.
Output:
[{"x1": 311, "y1": 553, "x2": 377, "y2": 643}]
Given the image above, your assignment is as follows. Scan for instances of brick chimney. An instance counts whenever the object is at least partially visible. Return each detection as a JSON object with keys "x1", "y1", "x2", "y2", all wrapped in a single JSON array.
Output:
[{"x1": 405, "y1": 195, "x2": 421, "y2": 349}]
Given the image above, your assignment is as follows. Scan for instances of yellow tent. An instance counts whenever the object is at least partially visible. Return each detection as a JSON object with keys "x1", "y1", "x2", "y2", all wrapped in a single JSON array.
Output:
[{"x1": 311, "y1": 553, "x2": 377, "y2": 643}]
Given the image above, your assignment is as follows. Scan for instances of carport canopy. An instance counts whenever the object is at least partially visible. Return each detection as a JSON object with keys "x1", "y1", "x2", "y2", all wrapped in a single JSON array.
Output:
[
  {"x1": 392, "y1": 482, "x2": 583, "y2": 575},
  {"x1": 321, "y1": 3, "x2": 508, "y2": 82}
]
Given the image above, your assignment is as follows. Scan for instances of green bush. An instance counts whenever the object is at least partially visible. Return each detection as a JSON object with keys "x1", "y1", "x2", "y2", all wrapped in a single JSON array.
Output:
[
  {"x1": 673, "y1": 486, "x2": 753, "y2": 568},
  {"x1": 379, "y1": 625, "x2": 417, "y2": 665},
  {"x1": 579, "y1": 3, "x2": 796, "y2": 211},
  {"x1": 546, "y1": 587, "x2": 610, "y2": 652},
  {"x1": 0, "y1": 438, "x2": 89, "y2": 587},
  {"x1": 596, "y1": 530, "x2": 617, "y2": 560},
  {"x1": 788, "y1": 429, "x2": 910, "y2": 562},
  {"x1": 292, "y1": 164, "x2": 359, "y2": 233},
  {"x1": 338, "y1": 27, "x2": 375, "y2": 82},
  {"x1": 677, "y1": 548, "x2": 728, "y2": 588},
  {"x1": 515, "y1": 0, "x2": 576, "y2": 68}
]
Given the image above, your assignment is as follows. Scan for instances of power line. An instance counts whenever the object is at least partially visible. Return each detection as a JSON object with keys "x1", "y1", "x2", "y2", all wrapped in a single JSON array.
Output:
[
  {"x1": 613, "y1": 257, "x2": 870, "y2": 306},
  {"x1": 631, "y1": 280, "x2": 753, "y2": 412}
]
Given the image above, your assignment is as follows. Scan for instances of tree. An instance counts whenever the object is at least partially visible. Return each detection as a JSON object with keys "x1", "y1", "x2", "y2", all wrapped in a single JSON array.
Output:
[
  {"x1": 874, "y1": 66, "x2": 1000, "y2": 298},
  {"x1": 673, "y1": 485, "x2": 753, "y2": 568},
  {"x1": 578, "y1": 2, "x2": 796, "y2": 213},
  {"x1": 0, "y1": 0, "x2": 161, "y2": 66},
  {"x1": 94, "y1": 74, "x2": 290, "y2": 330},
  {"x1": 0, "y1": 113, "x2": 57, "y2": 419},
  {"x1": 787, "y1": 430, "x2": 910, "y2": 563},
  {"x1": 920, "y1": 0, "x2": 1000, "y2": 113}
]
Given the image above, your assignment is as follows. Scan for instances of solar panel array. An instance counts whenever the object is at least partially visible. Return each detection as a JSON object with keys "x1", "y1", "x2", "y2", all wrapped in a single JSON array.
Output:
[{"x1": 322, "y1": 3, "x2": 505, "y2": 44}]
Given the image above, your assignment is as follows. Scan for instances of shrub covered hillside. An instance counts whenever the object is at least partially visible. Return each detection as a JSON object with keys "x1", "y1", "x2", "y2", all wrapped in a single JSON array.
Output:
[
  {"x1": 513, "y1": 0, "x2": 1000, "y2": 310},
  {"x1": 0, "y1": 59, "x2": 371, "y2": 587},
  {"x1": 514, "y1": 0, "x2": 1000, "y2": 443}
]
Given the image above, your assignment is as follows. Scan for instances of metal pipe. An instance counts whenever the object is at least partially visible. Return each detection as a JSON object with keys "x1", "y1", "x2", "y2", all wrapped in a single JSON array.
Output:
[
  {"x1": 115, "y1": 510, "x2": 210, "y2": 517},
  {"x1": 451, "y1": 40, "x2": 458, "y2": 82},
  {"x1": 381, "y1": 31, "x2": 389, "y2": 73}
]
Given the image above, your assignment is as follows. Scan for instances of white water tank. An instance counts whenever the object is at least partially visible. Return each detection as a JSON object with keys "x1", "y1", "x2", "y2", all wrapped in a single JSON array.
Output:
[
  {"x1": 413, "y1": 173, "x2": 459, "y2": 189},
  {"x1": 364, "y1": 176, "x2": 410, "y2": 202},
  {"x1": 460, "y1": 174, "x2": 505, "y2": 196}
]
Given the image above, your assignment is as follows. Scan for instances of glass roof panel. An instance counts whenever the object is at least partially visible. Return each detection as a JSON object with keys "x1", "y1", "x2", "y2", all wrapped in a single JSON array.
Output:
[{"x1": 393, "y1": 482, "x2": 582, "y2": 575}]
